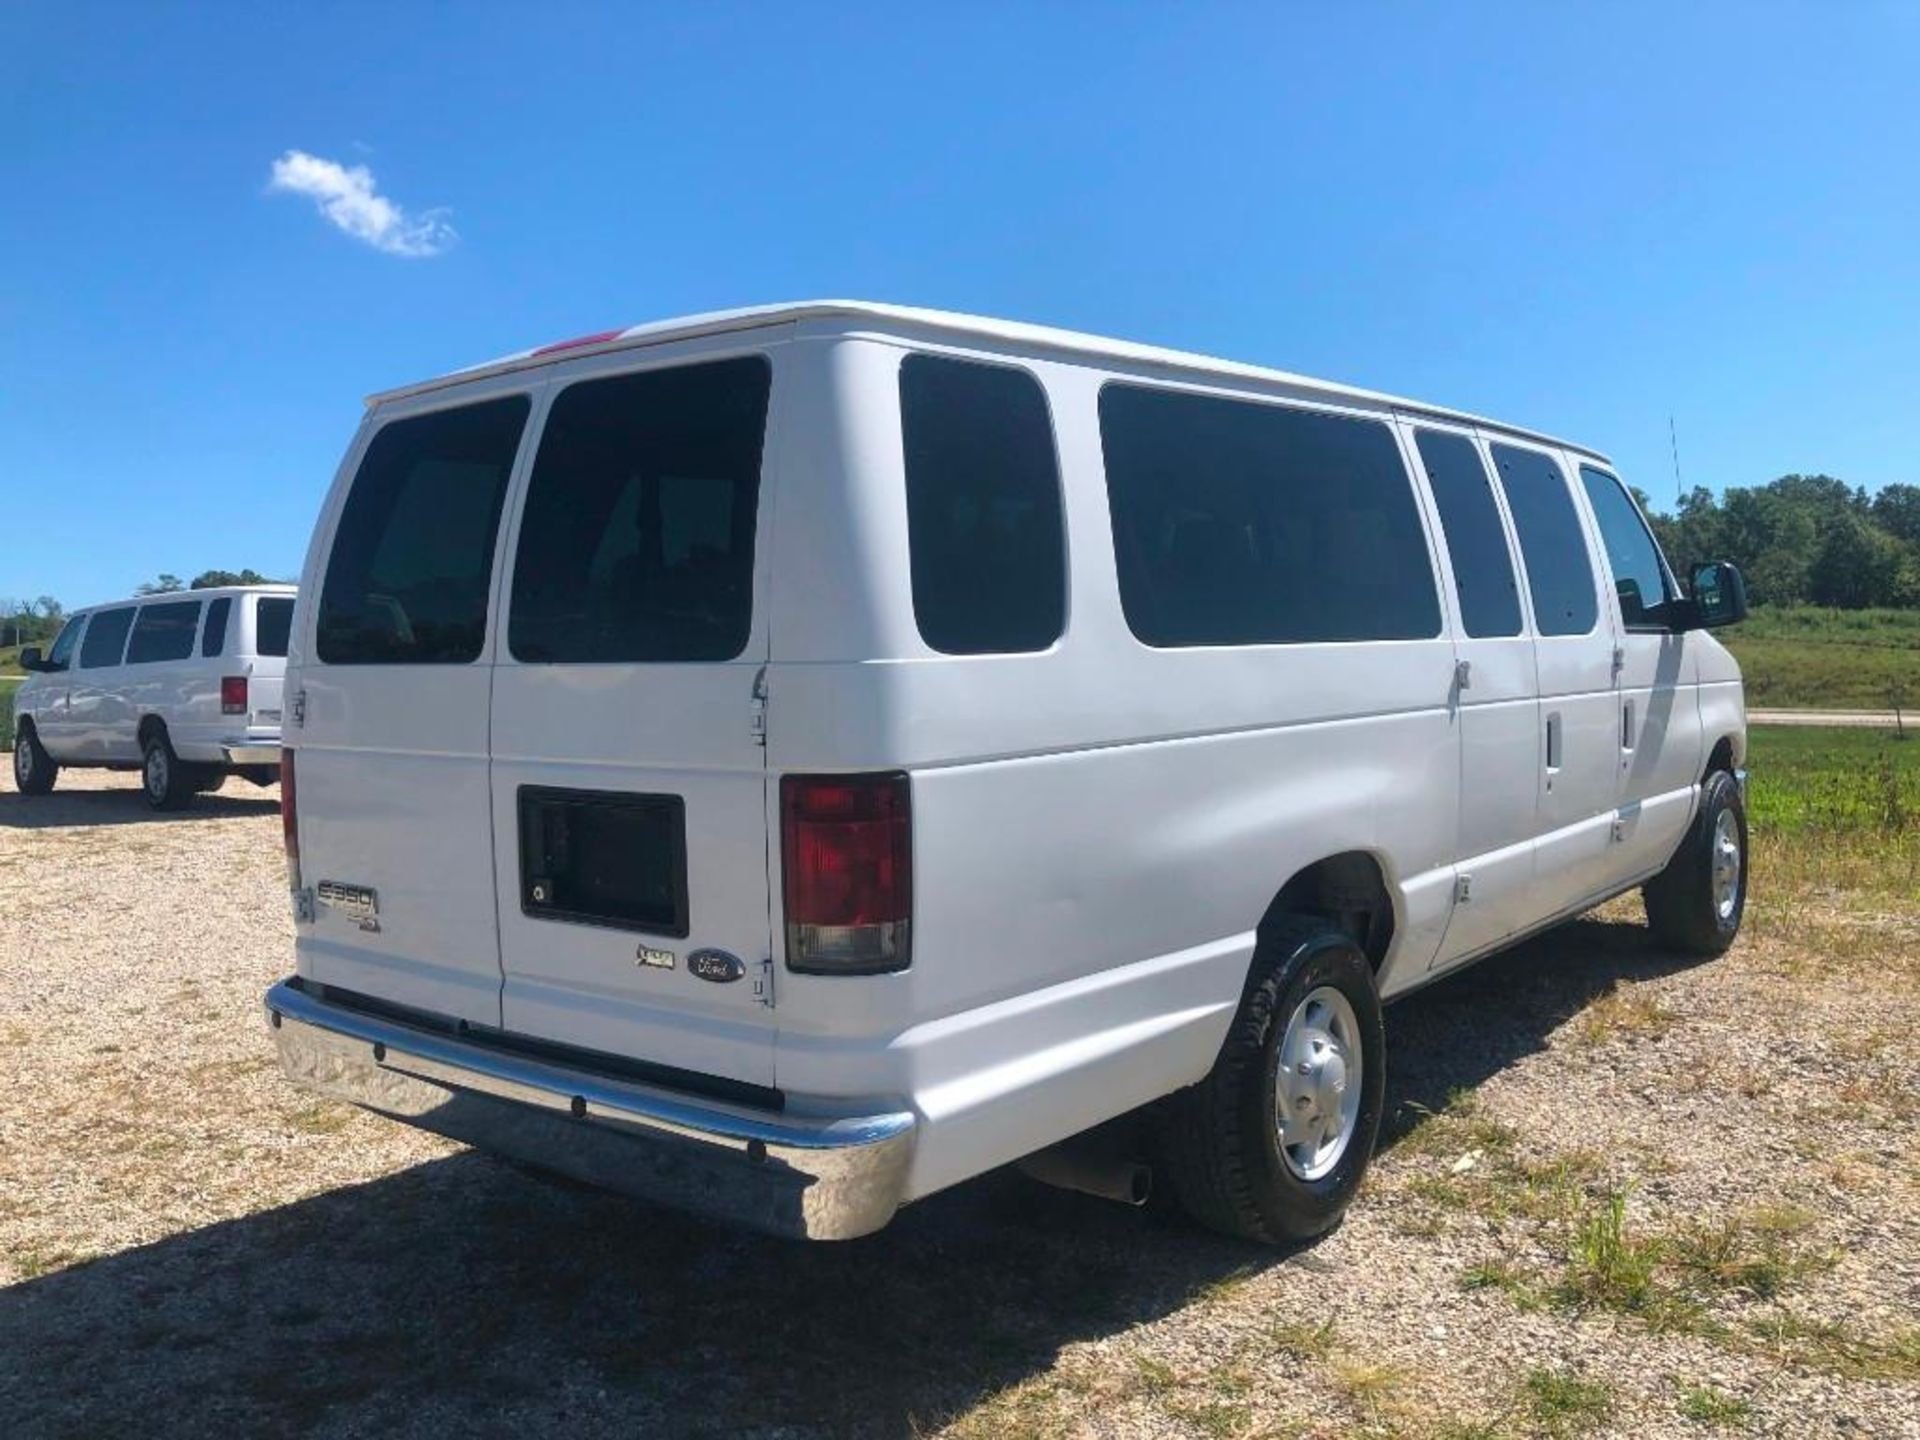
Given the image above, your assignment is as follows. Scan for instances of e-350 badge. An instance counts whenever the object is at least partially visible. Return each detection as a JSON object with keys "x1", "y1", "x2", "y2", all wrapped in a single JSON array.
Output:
[{"x1": 315, "y1": 881, "x2": 380, "y2": 933}]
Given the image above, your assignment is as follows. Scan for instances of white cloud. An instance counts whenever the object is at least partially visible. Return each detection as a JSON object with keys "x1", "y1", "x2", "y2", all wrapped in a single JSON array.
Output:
[{"x1": 267, "y1": 150, "x2": 456, "y2": 258}]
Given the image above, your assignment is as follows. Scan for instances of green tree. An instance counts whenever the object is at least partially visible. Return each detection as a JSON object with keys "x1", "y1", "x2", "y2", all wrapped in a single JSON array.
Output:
[
  {"x1": 135, "y1": 573, "x2": 185, "y2": 595},
  {"x1": 190, "y1": 568, "x2": 274, "y2": 588}
]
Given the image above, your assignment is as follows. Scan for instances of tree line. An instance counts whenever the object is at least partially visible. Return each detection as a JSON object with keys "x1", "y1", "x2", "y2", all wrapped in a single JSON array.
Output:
[
  {"x1": 1, "y1": 570, "x2": 283, "y2": 648},
  {"x1": 1642, "y1": 475, "x2": 1920, "y2": 610}
]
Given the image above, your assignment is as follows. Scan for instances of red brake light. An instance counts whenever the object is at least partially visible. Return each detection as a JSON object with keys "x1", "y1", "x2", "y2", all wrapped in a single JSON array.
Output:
[
  {"x1": 781, "y1": 772, "x2": 912, "y2": 974},
  {"x1": 221, "y1": 676, "x2": 248, "y2": 714},
  {"x1": 531, "y1": 328, "x2": 625, "y2": 356}
]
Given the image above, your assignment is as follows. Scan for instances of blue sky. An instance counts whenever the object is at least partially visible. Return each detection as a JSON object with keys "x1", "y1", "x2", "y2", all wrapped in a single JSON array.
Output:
[{"x1": 4, "y1": 3, "x2": 1916, "y2": 608}]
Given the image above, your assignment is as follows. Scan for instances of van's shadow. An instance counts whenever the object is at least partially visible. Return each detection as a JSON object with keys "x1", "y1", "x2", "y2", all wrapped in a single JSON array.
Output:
[
  {"x1": 0, "y1": 913, "x2": 1707, "y2": 1439},
  {"x1": 0, "y1": 785, "x2": 279, "y2": 829}
]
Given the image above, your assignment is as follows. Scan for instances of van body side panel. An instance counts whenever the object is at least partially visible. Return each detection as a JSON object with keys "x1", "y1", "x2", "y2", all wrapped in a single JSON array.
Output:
[{"x1": 766, "y1": 344, "x2": 1459, "y2": 1198}]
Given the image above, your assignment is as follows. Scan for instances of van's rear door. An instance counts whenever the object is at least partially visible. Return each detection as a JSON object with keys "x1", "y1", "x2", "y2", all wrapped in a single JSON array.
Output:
[
  {"x1": 488, "y1": 341, "x2": 781, "y2": 1088},
  {"x1": 292, "y1": 381, "x2": 537, "y2": 1026},
  {"x1": 247, "y1": 593, "x2": 296, "y2": 726}
]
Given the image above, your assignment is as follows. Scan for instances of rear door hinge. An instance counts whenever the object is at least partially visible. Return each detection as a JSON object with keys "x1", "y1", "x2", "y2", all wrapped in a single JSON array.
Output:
[
  {"x1": 749, "y1": 666, "x2": 768, "y2": 747},
  {"x1": 290, "y1": 687, "x2": 307, "y2": 728},
  {"x1": 754, "y1": 954, "x2": 776, "y2": 1009},
  {"x1": 1454, "y1": 874, "x2": 1472, "y2": 903}
]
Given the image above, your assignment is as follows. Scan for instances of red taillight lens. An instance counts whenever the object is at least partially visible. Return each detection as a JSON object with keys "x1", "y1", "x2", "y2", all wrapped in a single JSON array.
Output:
[
  {"x1": 221, "y1": 676, "x2": 248, "y2": 715},
  {"x1": 781, "y1": 772, "x2": 912, "y2": 974},
  {"x1": 280, "y1": 750, "x2": 299, "y2": 870}
]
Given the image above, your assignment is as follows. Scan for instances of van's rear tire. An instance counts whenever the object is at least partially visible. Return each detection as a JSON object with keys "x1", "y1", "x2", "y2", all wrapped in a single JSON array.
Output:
[
  {"x1": 13, "y1": 725, "x2": 59, "y2": 795},
  {"x1": 1644, "y1": 769, "x2": 1746, "y2": 956},
  {"x1": 141, "y1": 731, "x2": 193, "y2": 811},
  {"x1": 1152, "y1": 915, "x2": 1385, "y2": 1245}
]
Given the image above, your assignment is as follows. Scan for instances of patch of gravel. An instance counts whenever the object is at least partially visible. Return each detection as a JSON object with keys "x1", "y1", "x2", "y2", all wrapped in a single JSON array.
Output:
[{"x1": 1, "y1": 766, "x2": 1916, "y2": 1439}]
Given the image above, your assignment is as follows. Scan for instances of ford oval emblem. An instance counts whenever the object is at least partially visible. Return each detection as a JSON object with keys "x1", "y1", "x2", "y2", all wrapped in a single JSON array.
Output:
[{"x1": 687, "y1": 949, "x2": 745, "y2": 984}]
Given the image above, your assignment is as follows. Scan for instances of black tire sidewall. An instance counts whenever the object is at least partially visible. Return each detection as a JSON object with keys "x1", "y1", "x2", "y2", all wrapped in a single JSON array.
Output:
[
  {"x1": 142, "y1": 733, "x2": 182, "y2": 809},
  {"x1": 1243, "y1": 934, "x2": 1386, "y2": 1240},
  {"x1": 1701, "y1": 770, "x2": 1747, "y2": 941}
]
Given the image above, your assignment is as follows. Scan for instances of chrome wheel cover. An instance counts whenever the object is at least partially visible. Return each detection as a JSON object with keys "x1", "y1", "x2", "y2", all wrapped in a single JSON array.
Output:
[
  {"x1": 1711, "y1": 807, "x2": 1742, "y2": 924},
  {"x1": 14, "y1": 740, "x2": 31, "y2": 786},
  {"x1": 1275, "y1": 985, "x2": 1364, "y2": 1181}
]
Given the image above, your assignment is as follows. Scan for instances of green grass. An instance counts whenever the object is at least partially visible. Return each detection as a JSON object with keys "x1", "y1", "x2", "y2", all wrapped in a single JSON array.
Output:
[
  {"x1": 1721, "y1": 605, "x2": 1920, "y2": 710},
  {"x1": 1745, "y1": 724, "x2": 1920, "y2": 834},
  {"x1": 0, "y1": 676, "x2": 19, "y2": 753}
]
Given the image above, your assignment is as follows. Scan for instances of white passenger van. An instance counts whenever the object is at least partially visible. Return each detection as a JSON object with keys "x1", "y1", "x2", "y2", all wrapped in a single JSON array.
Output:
[
  {"x1": 13, "y1": 585, "x2": 296, "y2": 808},
  {"x1": 265, "y1": 303, "x2": 1750, "y2": 1242}
]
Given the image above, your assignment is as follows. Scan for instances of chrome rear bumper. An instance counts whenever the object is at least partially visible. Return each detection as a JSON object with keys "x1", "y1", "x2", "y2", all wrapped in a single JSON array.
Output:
[
  {"x1": 223, "y1": 742, "x2": 281, "y2": 766},
  {"x1": 263, "y1": 979, "x2": 915, "y2": 1240}
]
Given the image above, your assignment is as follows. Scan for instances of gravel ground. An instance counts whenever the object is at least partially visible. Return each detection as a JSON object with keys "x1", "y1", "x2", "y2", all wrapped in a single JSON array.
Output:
[{"x1": 1, "y1": 767, "x2": 1916, "y2": 1439}]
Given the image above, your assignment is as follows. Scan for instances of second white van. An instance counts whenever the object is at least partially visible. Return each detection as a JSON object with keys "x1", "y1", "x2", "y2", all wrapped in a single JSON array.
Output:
[
  {"x1": 13, "y1": 585, "x2": 295, "y2": 808},
  {"x1": 264, "y1": 303, "x2": 1750, "y2": 1243}
]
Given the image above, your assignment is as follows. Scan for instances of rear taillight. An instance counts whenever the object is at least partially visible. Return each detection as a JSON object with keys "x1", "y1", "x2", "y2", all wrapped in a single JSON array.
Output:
[
  {"x1": 280, "y1": 750, "x2": 299, "y2": 882},
  {"x1": 781, "y1": 772, "x2": 912, "y2": 974},
  {"x1": 221, "y1": 676, "x2": 248, "y2": 715}
]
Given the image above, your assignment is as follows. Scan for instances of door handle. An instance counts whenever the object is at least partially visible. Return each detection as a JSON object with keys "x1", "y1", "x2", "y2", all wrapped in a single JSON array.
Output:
[
  {"x1": 1545, "y1": 713, "x2": 1562, "y2": 778},
  {"x1": 1621, "y1": 699, "x2": 1636, "y2": 752}
]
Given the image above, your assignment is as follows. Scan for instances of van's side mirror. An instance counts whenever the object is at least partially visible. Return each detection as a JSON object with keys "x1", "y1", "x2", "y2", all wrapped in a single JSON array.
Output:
[
  {"x1": 1680, "y1": 561, "x2": 1748, "y2": 631},
  {"x1": 17, "y1": 646, "x2": 45, "y2": 672}
]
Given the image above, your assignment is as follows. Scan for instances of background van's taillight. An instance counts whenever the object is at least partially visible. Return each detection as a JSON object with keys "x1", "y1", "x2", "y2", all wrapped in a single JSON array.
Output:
[
  {"x1": 221, "y1": 676, "x2": 248, "y2": 715},
  {"x1": 781, "y1": 772, "x2": 911, "y2": 974},
  {"x1": 280, "y1": 750, "x2": 300, "y2": 887}
]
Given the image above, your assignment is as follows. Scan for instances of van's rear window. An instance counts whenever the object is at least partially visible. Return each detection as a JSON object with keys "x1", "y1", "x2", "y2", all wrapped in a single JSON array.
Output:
[
  {"x1": 508, "y1": 356, "x2": 771, "y2": 664},
  {"x1": 317, "y1": 396, "x2": 529, "y2": 665},
  {"x1": 254, "y1": 597, "x2": 294, "y2": 657}
]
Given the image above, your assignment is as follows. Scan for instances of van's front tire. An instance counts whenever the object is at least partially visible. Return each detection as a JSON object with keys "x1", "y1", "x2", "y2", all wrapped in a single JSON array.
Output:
[
  {"x1": 1154, "y1": 916, "x2": 1385, "y2": 1245},
  {"x1": 13, "y1": 725, "x2": 59, "y2": 795},
  {"x1": 141, "y1": 731, "x2": 193, "y2": 811},
  {"x1": 1644, "y1": 769, "x2": 1746, "y2": 956}
]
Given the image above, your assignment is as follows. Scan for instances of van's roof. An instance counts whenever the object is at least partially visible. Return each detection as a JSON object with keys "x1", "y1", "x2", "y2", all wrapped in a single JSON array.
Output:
[
  {"x1": 76, "y1": 583, "x2": 296, "y2": 613},
  {"x1": 369, "y1": 300, "x2": 1609, "y2": 464}
]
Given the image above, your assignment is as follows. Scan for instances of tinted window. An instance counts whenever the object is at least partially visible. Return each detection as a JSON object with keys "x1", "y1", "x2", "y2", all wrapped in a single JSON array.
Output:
[
  {"x1": 318, "y1": 396, "x2": 529, "y2": 664},
  {"x1": 509, "y1": 357, "x2": 771, "y2": 664},
  {"x1": 254, "y1": 596, "x2": 294, "y2": 657},
  {"x1": 900, "y1": 355, "x2": 1065, "y2": 654},
  {"x1": 1580, "y1": 468, "x2": 1673, "y2": 630},
  {"x1": 201, "y1": 597, "x2": 232, "y2": 657},
  {"x1": 126, "y1": 600, "x2": 202, "y2": 664},
  {"x1": 1100, "y1": 384, "x2": 1440, "y2": 646},
  {"x1": 1489, "y1": 444, "x2": 1598, "y2": 636},
  {"x1": 79, "y1": 606, "x2": 135, "y2": 668},
  {"x1": 1416, "y1": 431, "x2": 1523, "y2": 638},
  {"x1": 47, "y1": 617, "x2": 83, "y2": 669}
]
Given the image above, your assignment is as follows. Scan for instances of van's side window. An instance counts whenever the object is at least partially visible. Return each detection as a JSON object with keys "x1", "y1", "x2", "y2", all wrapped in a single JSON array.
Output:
[
  {"x1": 255, "y1": 596, "x2": 295, "y2": 658},
  {"x1": 1415, "y1": 430, "x2": 1523, "y2": 638},
  {"x1": 1099, "y1": 385, "x2": 1440, "y2": 646},
  {"x1": 79, "y1": 606, "x2": 136, "y2": 668},
  {"x1": 317, "y1": 396, "x2": 530, "y2": 665},
  {"x1": 1579, "y1": 467, "x2": 1673, "y2": 631},
  {"x1": 509, "y1": 356, "x2": 771, "y2": 664},
  {"x1": 1488, "y1": 444, "x2": 1598, "y2": 637},
  {"x1": 900, "y1": 355, "x2": 1066, "y2": 655},
  {"x1": 201, "y1": 597, "x2": 232, "y2": 657},
  {"x1": 126, "y1": 601, "x2": 202, "y2": 664},
  {"x1": 47, "y1": 616, "x2": 83, "y2": 670}
]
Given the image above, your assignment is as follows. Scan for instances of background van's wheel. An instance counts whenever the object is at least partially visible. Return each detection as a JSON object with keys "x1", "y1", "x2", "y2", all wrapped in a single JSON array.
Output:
[
  {"x1": 1644, "y1": 769, "x2": 1747, "y2": 955},
  {"x1": 193, "y1": 769, "x2": 227, "y2": 794},
  {"x1": 1153, "y1": 915, "x2": 1386, "y2": 1245},
  {"x1": 13, "y1": 725, "x2": 59, "y2": 795},
  {"x1": 141, "y1": 730, "x2": 193, "y2": 811}
]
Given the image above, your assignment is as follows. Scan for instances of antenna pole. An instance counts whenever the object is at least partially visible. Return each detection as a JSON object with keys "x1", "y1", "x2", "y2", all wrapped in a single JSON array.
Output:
[{"x1": 1669, "y1": 415, "x2": 1684, "y2": 507}]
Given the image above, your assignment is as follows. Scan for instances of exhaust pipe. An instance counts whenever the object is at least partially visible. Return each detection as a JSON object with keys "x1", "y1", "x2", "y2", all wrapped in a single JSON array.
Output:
[{"x1": 1017, "y1": 1137, "x2": 1153, "y2": 1207}]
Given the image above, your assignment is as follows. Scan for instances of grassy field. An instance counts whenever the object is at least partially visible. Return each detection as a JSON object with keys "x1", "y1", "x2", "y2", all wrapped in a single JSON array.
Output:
[
  {"x1": 1722, "y1": 605, "x2": 1920, "y2": 710},
  {"x1": 0, "y1": 676, "x2": 18, "y2": 752}
]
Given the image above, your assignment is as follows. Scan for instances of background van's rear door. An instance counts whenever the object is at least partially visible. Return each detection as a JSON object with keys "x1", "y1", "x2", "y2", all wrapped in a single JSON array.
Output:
[
  {"x1": 488, "y1": 341, "x2": 781, "y2": 1088},
  {"x1": 291, "y1": 380, "x2": 539, "y2": 1027}
]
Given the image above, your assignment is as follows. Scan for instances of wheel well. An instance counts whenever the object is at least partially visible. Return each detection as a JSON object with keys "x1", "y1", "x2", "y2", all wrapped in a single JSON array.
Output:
[
  {"x1": 1261, "y1": 852, "x2": 1396, "y2": 971},
  {"x1": 137, "y1": 715, "x2": 167, "y2": 747},
  {"x1": 1703, "y1": 736, "x2": 1736, "y2": 784}
]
